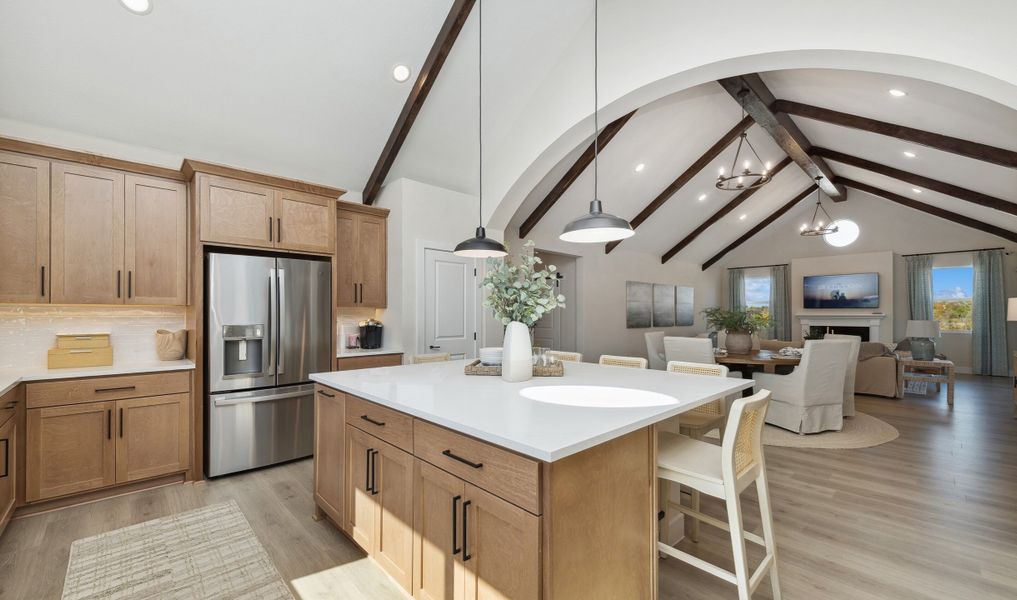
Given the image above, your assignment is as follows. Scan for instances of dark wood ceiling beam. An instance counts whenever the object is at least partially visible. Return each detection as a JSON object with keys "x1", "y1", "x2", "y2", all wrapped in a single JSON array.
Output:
[
  {"x1": 814, "y1": 147, "x2": 1017, "y2": 217},
  {"x1": 701, "y1": 184, "x2": 818, "y2": 270},
  {"x1": 363, "y1": 0, "x2": 476, "y2": 205},
  {"x1": 718, "y1": 74, "x2": 846, "y2": 202},
  {"x1": 838, "y1": 178, "x2": 1017, "y2": 243},
  {"x1": 778, "y1": 100, "x2": 1017, "y2": 170},
  {"x1": 517, "y1": 110, "x2": 636, "y2": 238},
  {"x1": 661, "y1": 155, "x2": 793, "y2": 263},
  {"x1": 603, "y1": 115, "x2": 754, "y2": 254}
]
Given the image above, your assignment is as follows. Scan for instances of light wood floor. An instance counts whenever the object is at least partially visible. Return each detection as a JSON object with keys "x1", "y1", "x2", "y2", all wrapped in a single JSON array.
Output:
[{"x1": 0, "y1": 375, "x2": 1014, "y2": 599}]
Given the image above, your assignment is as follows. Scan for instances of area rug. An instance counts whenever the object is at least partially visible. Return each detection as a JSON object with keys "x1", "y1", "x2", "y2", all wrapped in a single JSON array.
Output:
[
  {"x1": 707, "y1": 412, "x2": 899, "y2": 449},
  {"x1": 62, "y1": 500, "x2": 295, "y2": 600}
]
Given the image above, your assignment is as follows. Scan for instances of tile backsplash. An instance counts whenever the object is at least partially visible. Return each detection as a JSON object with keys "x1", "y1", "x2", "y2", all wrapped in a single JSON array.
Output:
[{"x1": 0, "y1": 305, "x2": 187, "y2": 369}]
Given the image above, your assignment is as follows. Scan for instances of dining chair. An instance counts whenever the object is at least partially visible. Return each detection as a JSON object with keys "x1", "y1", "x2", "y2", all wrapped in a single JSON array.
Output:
[
  {"x1": 412, "y1": 352, "x2": 451, "y2": 364},
  {"x1": 598, "y1": 355, "x2": 647, "y2": 369},
  {"x1": 645, "y1": 332, "x2": 666, "y2": 370},
  {"x1": 546, "y1": 350, "x2": 583, "y2": 363},
  {"x1": 657, "y1": 390, "x2": 782, "y2": 600},
  {"x1": 751, "y1": 340, "x2": 850, "y2": 434},
  {"x1": 663, "y1": 336, "x2": 715, "y2": 364},
  {"x1": 823, "y1": 333, "x2": 860, "y2": 417}
]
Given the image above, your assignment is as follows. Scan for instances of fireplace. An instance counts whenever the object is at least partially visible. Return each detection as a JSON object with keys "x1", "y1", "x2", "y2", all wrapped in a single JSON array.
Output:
[{"x1": 807, "y1": 325, "x2": 870, "y2": 341}]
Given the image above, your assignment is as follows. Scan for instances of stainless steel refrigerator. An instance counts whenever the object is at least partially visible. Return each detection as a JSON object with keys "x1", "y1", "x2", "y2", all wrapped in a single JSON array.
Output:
[{"x1": 206, "y1": 251, "x2": 331, "y2": 477}]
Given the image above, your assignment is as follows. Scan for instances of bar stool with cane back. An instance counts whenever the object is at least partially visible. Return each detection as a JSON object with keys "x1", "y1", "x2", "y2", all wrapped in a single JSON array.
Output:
[{"x1": 657, "y1": 390, "x2": 782, "y2": 600}]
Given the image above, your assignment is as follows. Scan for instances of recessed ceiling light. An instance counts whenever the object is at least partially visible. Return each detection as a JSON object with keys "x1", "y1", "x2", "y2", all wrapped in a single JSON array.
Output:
[
  {"x1": 903, "y1": 151, "x2": 917, "y2": 158},
  {"x1": 739, "y1": 214, "x2": 747, "y2": 220},
  {"x1": 119, "y1": 0, "x2": 152, "y2": 14},
  {"x1": 888, "y1": 89, "x2": 907, "y2": 97},
  {"x1": 698, "y1": 194, "x2": 707, "y2": 202},
  {"x1": 912, "y1": 187, "x2": 922, "y2": 194},
  {"x1": 392, "y1": 64, "x2": 412, "y2": 83},
  {"x1": 634, "y1": 163, "x2": 645, "y2": 173}
]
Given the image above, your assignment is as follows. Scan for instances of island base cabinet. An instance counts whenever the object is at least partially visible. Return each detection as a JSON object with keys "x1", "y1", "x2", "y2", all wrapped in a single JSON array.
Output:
[
  {"x1": 413, "y1": 459, "x2": 540, "y2": 600},
  {"x1": 346, "y1": 425, "x2": 414, "y2": 593},
  {"x1": 0, "y1": 416, "x2": 17, "y2": 535},
  {"x1": 314, "y1": 387, "x2": 345, "y2": 527}
]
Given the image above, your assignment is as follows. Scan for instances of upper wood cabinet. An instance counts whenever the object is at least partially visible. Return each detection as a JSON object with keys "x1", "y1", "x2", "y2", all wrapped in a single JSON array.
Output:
[
  {"x1": 197, "y1": 173, "x2": 336, "y2": 255},
  {"x1": 0, "y1": 151, "x2": 49, "y2": 303},
  {"x1": 337, "y1": 203, "x2": 388, "y2": 308},
  {"x1": 50, "y1": 163, "x2": 125, "y2": 304},
  {"x1": 125, "y1": 175, "x2": 187, "y2": 305}
]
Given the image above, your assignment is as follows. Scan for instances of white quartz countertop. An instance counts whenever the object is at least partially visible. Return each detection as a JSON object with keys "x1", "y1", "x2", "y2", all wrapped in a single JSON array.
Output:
[
  {"x1": 310, "y1": 360, "x2": 753, "y2": 462},
  {"x1": 336, "y1": 347, "x2": 404, "y2": 358},
  {"x1": 0, "y1": 360, "x2": 195, "y2": 396}
]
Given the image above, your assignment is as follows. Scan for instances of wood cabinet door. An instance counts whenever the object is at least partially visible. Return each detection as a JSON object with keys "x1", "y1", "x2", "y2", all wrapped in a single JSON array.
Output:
[
  {"x1": 346, "y1": 424, "x2": 377, "y2": 553},
  {"x1": 51, "y1": 162, "x2": 125, "y2": 304},
  {"x1": 336, "y1": 209, "x2": 358, "y2": 306},
  {"x1": 114, "y1": 393, "x2": 189, "y2": 483},
  {"x1": 0, "y1": 151, "x2": 49, "y2": 303},
  {"x1": 314, "y1": 387, "x2": 345, "y2": 526},
  {"x1": 463, "y1": 484, "x2": 541, "y2": 600},
  {"x1": 276, "y1": 190, "x2": 334, "y2": 254},
  {"x1": 0, "y1": 416, "x2": 16, "y2": 529},
  {"x1": 125, "y1": 175, "x2": 187, "y2": 305},
  {"x1": 26, "y1": 401, "x2": 115, "y2": 502},
  {"x1": 199, "y1": 174, "x2": 275, "y2": 248},
  {"x1": 414, "y1": 460, "x2": 466, "y2": 600},
  {"x1": 374, "y1": 440, "x2": 415, "y2": 592},
  {"x1": 356, "y1": 213, "x2": 387, "y2": 307}
]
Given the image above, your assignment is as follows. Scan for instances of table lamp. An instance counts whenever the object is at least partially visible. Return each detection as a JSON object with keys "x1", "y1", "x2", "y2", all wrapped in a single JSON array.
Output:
[
  {"x1": 1008, "y1": 298, "x2": 1017, "y2": 322},
  {"x1": 906, "y1": 320, "x2": 940, "y2": 361}
]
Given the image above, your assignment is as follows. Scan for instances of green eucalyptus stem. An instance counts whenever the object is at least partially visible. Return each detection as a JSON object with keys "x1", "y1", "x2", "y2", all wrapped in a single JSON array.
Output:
[{"x1": 482, "y1": 240, "x2": 566, "y2": 328}]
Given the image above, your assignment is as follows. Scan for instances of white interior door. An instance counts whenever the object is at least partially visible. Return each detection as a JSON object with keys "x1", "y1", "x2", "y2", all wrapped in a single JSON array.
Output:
[
  {"x1": 423, "y1": 248, "x2": 476, "y2": 359},
  {"x1": 533, "y1": 251, "x2": 577, "y2": 352}
]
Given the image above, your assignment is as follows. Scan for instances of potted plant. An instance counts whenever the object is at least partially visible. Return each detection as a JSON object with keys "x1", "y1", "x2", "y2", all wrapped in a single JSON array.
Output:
[
  {"x1": 482, "y1": 240, "x2": 566, "y2": 382},
  {"x1": 702, "y1": 307, "x2": 771, "y2": 355}
]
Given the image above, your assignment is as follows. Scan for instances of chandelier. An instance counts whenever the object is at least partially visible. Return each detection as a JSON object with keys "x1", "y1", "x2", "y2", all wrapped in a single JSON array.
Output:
[
  {"x1": 716, "y1": 118, "x2": 772, "y2": 191},
  {"x1": 800, "y1": 178, "x2": 839, "y2": 237}
]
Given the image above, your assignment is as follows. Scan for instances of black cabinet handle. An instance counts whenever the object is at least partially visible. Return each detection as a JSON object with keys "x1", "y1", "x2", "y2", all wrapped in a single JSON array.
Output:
[
  {"x1": 107, "y1": 409, "x2": 112, "y2": 440},
  {"x1": 277, "y1": 218, "x2": 282, "y2": 242},
  {"x1": 360, "y1": 415, "x2": 385, "y2": 427},
  {"x1": 40, "y1": 265, "x2": 45, "y2": 297},
  {"x1": 317, "y1": 390, "x2": 335, "y2": 398},
  {"x1": 0, "y1": 438, "x2": 8, "y2": 478},
  {"x1": 119, "y1": 407, "x2": 124, "y2": 438},
  {"x1": 442, "y1": 449, "x2": 483, "y2": 469},
  {"x1": 452, "y1": 495, "x2": 462, "y2": 555},
  {"x1": 116, "y1": 270, "x2": 122, "y2": 298},
  {"x1": 370, "y1": 449, "x2": 379, "y2": 496},
  {"x1": 128, "y1": 271, "x2": 132, "y2": 299},
  {"x1": 95, "y1": 385, "x2": 137, "y2": 393},
  {"x1": 365, "y1": 447, "x2": 373, "y2": 493},
  {"x1": 269, "y1": 217, "x2": 274, "y2": 242},
  {"x1": 462, "y1": 499, "x2": 472, "y2": 561}
]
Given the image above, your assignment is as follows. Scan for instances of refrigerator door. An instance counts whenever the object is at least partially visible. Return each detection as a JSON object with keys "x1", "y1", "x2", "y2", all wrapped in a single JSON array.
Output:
[
  {"x1": 207, "y1": 253, "x2": 277, "y2": 393},
  {"x1": 207, "y1": 384, "x2": 315, "y2": 477},
  {"x1": 276, "y1": 256, "x2": 332, "y2": 386}
]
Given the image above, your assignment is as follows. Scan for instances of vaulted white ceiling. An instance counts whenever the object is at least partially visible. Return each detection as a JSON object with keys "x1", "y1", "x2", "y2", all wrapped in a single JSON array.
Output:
[{"x1": 509, "y1": 68, "x2": 1017, "y2": 266}]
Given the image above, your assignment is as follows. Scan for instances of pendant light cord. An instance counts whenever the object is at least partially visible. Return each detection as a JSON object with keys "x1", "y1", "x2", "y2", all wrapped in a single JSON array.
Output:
[
  {"x1": 592, "y1": 0, "x2": 599, "y2": 203},
  {"x1": 477, "y1": 0, "x2": 483, "y2": 228}
]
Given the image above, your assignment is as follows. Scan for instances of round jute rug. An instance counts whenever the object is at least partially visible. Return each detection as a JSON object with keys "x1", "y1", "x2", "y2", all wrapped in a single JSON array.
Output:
[{"x1": 708, "y1": 412, "x2": 899, "y2": 449}]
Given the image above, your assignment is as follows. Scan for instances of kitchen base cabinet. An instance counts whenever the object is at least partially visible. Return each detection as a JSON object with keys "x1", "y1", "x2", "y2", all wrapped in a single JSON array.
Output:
[
  {"x1": 26, "y1": 401, "x2": 116, "y2": 502},
  {"x1": 314, "y1": 386, "x2": 345, "y2": 527},
  {"x1": 0, "y1": 415, "x2": 17, "y2": 536},
  {"x1": 463, "y1": 484, "x2": 540, "y2": 600},
  {"x1": 414, "y1": 461, "x2": 466, "y2": 600},
  {"x1": 115, "y1": 393, "x2": 190, "y2": 483}
]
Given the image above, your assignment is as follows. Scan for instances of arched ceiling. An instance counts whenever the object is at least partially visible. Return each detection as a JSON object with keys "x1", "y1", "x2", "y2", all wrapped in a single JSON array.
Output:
[{"x1": 509, "y1": 69, "x2": 1017, "y2": 267}]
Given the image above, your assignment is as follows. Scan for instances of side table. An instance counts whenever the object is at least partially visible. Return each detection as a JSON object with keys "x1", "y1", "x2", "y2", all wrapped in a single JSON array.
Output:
[{"x1": 897, "y1": 357, "x2": 956, "y2": 405}]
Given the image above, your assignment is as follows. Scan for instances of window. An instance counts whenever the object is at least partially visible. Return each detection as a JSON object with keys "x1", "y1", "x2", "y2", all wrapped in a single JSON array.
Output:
[
  {"x1": 932, "y1": 266, "x2": 973, "y2": 331},
  {"x1": 743, "y1": 272, "x2": 771, "y2": 308}
]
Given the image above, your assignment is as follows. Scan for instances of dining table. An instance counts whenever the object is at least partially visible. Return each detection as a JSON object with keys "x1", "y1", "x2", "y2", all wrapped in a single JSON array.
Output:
[{"x1": 715, "y1": 349, "x2": 801, "y2": 374}]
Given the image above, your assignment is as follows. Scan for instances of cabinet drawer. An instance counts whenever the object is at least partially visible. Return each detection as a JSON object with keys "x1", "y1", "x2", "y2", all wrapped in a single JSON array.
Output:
[
  {"x1": 414, "y1": 420, "x2": 540, "y2": 515},
  {"x1": 26, "y1": 371, "x2": 191, "y2": 408},
  {"x1": 345, "y1": 396, "x2": 412, "y2": 453}
]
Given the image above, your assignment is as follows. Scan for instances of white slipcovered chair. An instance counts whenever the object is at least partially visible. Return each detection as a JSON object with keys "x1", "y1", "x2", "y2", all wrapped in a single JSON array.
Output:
[
  {"x1": 751, "y1": 340, "x2": 851, "y2": 434},
  {"x1": 823, "y1": 333, "x2": 860, "y2": 417},
  {"x1": 645, "y1": 332, "x2": 667, "y2": 370},
  {"x1": 663, "y1": 336, "x2": 715, "y2": 364}
]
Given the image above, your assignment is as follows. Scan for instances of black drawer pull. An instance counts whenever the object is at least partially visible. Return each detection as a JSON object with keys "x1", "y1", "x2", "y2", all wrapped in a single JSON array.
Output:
[
  {"x1": 316, "y1": 390, "x2": 336, "y2": 398},
  {"x1": 95, "y1": 385, "x2": 137, "y2": 393},
  {"x1": 442, "y1": 449, "x2": 483, "y2": 469},
  {"x1": 360, "y1": 415, "x2": 385, "y2": 427}
]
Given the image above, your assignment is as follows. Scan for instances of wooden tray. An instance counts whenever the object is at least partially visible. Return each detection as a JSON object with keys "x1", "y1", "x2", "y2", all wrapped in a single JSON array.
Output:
[{"x1": 464, "y1": 359, "x2": 564, "y2": 377}]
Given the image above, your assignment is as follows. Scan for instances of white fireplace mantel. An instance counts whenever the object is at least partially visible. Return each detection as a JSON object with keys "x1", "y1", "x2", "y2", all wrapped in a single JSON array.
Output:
[{"x1": 796, "y1": 313, "x2": 887, "y2": 342}]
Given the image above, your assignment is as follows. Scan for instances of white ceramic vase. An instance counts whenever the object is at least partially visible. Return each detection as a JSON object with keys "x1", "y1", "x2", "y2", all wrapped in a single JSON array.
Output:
[{"x1": 501, "y1": 321, "x2": 533, "y2": 382}]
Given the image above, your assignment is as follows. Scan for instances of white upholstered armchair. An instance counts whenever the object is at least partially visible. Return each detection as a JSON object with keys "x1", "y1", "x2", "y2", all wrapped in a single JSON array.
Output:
[
  {"x1": 752, "y1": 339, "x2": 851, "y2": 434},
  {"x1": 824, "y1": 333, "x2": 860, "y2": 417},
  {"x1": 644, "y1": 332, "x2": 666, "y2": 370}
]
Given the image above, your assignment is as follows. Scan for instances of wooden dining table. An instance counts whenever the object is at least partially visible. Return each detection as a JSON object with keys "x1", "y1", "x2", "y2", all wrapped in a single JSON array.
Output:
[{"x1": 715, "y1": 350, "x2": 801, "y2": 374}]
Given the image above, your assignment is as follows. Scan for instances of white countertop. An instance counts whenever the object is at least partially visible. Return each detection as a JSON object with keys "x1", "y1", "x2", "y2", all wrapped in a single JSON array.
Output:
[
  {"x1": 337, "y1": 347, "x2": 403, "y2": 358},
  {"x1": 0, "y1": 360, "x2": 195, "y2": 396},
  {"x1": 310, "y1": 360, "x2": 753, "y2": 462}
]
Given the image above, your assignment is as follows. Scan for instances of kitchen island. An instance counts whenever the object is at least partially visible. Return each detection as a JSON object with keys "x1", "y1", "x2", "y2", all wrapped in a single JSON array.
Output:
[{"x1": 310, "y1": 360, "x2": 752, "y2": 600}]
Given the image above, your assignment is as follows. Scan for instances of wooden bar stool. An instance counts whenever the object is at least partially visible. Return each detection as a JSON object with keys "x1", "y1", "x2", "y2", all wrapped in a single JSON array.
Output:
[{"x1": 657, "y1": 390, "x2": 782, "y2": 600}]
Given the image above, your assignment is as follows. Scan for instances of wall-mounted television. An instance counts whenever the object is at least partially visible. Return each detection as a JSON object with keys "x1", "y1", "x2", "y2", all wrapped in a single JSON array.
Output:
[{"x1": 803, "y1": 272, "x2": 880, "y2": 309}]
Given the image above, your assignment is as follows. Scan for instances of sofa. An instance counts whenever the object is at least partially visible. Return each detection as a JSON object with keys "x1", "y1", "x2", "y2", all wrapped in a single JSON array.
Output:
[{"x1": 758, "y1": 339, "x2": 898, "y2": 398}]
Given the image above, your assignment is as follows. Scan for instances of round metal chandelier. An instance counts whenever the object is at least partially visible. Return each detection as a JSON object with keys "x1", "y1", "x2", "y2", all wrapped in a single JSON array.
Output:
[
  {"x1": 800, "y1": 178, "x2": 839, "y2": 237},
  {"x1": 716, "y1": 120, "x2": 772, "y2": 191}
]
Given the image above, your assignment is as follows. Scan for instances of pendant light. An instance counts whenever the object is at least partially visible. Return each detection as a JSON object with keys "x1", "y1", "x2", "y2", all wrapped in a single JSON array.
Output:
[
  {"x1": 559, "y1": 0, "x2": 634, "y2": 244},
  {"x1": 454, "y1": 0, "x2": 508, "y2": 258},
  {"x1": 799, "y1": 177, "x2": 839, "y2": 237}
]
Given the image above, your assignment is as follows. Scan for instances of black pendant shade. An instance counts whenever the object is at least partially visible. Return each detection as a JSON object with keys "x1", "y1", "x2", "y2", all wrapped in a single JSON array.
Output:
[{"x1": 454, "y1": 226, "x2": 508, "y2": 258}]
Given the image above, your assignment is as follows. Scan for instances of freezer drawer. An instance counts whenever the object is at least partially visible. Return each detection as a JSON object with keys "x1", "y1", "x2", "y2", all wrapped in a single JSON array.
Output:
[{"x1": 207, "y1": 384, "x2": 314, "y2": 477}]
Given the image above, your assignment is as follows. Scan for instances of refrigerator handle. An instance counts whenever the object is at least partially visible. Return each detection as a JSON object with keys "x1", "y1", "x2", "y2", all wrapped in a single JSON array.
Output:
[
  {"x1": 277, "y1": 268, "x2": 286, "y2": 376},
  {"x1": 267, "y1": 268, "x2": 277, "y2": 377}
]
